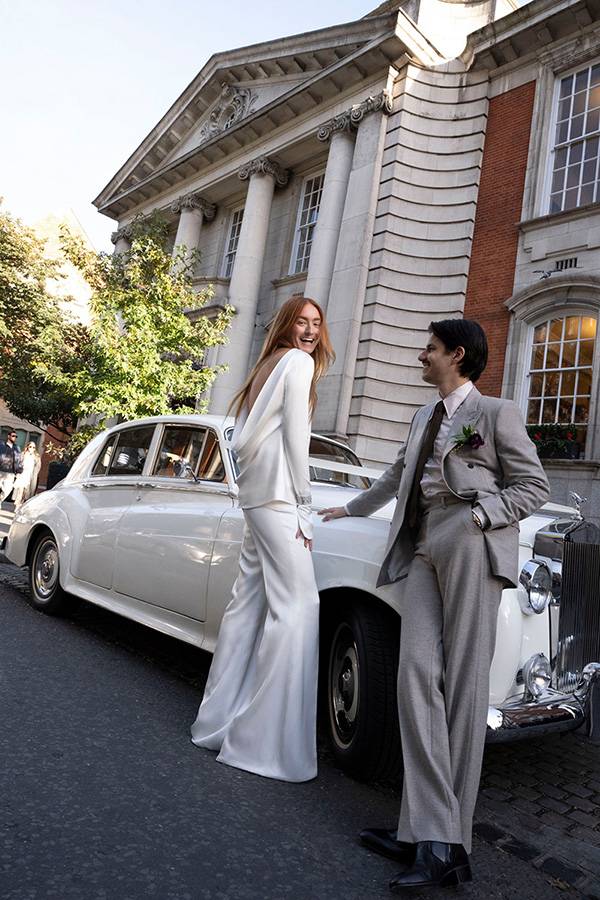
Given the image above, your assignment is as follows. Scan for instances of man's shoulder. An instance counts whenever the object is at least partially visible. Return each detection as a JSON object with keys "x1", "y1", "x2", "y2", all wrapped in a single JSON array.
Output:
[{"x1": 478, "y1": 393, "x2": 518, "y2": 414}]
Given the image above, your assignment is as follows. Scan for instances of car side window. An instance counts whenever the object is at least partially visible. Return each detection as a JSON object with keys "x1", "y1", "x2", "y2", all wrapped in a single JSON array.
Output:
[
  {"x1": 107, "y1": 426, "x2": 155, "y2": 476},
  {"x1": 309, "y1": 436, "x2": 371, "y2": 490},
  {"x1": 92, "y1": 436, "x2": 118, "y2": 476},
  {"x1": 152, "y1": 426, "x2": 225, "y2": 482}
]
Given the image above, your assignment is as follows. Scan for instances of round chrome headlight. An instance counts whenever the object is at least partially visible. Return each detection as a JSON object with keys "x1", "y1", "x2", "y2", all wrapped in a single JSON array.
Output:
[
  {"x1": 522, "y1": 653, "x2": 552, "y2": 699},
  {"x1": 519, "y1": 560, "x2": 552, "y2": 615}
]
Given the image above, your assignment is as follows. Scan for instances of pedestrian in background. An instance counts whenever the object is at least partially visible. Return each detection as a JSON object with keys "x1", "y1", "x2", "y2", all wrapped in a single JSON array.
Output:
[
  {"x1": 0, "y1": 431, "x2": 23, "y2": 503},
  {"x1": 12, "y1": 441, "x2": 41, "y2": 509}
]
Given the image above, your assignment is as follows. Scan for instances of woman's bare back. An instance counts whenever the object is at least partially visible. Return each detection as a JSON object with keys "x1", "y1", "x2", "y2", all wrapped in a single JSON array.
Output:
[{"x1": 246, "y1": 348, "x2": 291, "y2": 413}]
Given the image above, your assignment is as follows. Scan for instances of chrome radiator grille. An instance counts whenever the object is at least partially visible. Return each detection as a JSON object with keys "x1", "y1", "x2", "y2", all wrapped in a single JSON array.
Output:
[{"x1": 555, "y1": 522, "x2": 600, "y2": 692}]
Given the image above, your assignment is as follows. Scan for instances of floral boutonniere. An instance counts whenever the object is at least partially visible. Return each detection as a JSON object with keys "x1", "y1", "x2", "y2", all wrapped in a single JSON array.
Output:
[{"x1": 452, "y1": 424, "x2": 485, "y2": 451}]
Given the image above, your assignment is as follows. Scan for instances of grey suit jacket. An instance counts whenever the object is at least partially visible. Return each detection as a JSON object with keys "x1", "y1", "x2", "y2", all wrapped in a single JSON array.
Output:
[{"x1": 346, "y1": 386, "x2": 550, "y2": 589}]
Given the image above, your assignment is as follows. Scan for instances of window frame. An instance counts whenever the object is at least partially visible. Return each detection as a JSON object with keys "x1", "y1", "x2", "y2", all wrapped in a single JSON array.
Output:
[
  {"x1": 521, "y1": 309, "x2": 599, "y2": 459},
  {"x1": 289, "y1": 171, "x2": 325, "y2": 275},
  {"x1": 151, "y1": 423, "x2": 226, "y2": 484},
  {"x1": 221, "y1": 206, "x2": 244, "y2": 279},
  {"x1": 546, "y1": 58, "x2": 600, "y2": 215}
]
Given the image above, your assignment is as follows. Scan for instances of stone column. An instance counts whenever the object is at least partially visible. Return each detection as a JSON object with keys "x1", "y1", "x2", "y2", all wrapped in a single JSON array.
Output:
[
  {"x1": 209, "y1": 156, "x2": 290, "y2": 415},
  {"x1": 311, "y1": 91, "x2": 392, "y2": 438},
  {"x1": 171, "y1": 192, "x2": 216, "y2": 265},
  {"x1": 304, "y1": 125, "x2": 355, "y2": 307},
  {"x1": 111, "y1": 225, "x2": 132, "y2": 256}
]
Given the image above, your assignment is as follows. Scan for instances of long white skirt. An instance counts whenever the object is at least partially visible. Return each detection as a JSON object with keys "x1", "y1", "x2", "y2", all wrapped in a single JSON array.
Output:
[{"x1": 190, "y1": 502, "x2": 320, "y2": 782}]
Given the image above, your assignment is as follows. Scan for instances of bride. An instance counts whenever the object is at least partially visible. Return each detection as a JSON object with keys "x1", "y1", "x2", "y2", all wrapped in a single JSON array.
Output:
[{"x1": 191, "y1": 294, "x2": 334, "y2": 781}]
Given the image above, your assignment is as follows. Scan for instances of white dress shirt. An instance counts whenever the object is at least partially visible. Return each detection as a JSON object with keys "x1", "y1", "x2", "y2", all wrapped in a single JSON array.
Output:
[{"x1": 420, "y1": 380, "x2": 474, "y2": 502}]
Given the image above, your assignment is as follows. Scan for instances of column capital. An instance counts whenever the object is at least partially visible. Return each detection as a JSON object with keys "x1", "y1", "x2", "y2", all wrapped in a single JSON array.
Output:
[
  {"x1": 170, "y1": 192, "x2": 217, "y2": 220},
  {"x1": 111, "y1": 224, "x2": 133, "y2": 245},
  {"x1": 238, "y1": 155, "x2": 290, "y2": 187},
  {"x1": 317, "y1": 90, "x2": 393, "y2": 142}
]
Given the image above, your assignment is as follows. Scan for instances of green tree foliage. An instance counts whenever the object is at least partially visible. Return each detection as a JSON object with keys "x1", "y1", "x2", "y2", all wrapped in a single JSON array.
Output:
[
  {"x1": 0, "y1": 205, "x2": 86, "y2": 437},
  {"x1": 1, "y1": 208, "x2": 233, "y2": 458}
]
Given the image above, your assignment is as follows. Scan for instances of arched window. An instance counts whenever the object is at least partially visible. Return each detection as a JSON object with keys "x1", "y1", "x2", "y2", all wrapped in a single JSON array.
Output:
[{"x1": 525, "y1": 313, "x2": 597, "y2": 454}]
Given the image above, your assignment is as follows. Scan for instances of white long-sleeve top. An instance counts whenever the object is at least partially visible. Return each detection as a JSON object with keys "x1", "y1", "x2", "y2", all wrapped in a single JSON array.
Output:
[{"x1": 231, "y1": 348, "x2": 314, "y2": 538}]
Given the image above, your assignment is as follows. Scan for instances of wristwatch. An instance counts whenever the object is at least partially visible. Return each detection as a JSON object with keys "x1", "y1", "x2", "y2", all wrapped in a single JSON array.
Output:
[{"x1": 472, "y1": 510, "x2": 484, "y2": 529}]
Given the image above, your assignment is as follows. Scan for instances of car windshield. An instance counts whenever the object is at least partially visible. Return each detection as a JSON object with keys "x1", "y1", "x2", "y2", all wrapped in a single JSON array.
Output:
[{"x1": 224, "y1": 428, "x2": 370, "y2": 490}]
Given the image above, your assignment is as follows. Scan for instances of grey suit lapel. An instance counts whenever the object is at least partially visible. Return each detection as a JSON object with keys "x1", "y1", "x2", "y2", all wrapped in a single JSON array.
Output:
[{"x1": 441, "y1": 385, "x2": 483, "y2": 462}]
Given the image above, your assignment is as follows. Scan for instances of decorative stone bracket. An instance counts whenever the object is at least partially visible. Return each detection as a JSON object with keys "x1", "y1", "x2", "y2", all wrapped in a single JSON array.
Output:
[
  {"x1": 238, "y1": 155, "x2": 290, "y2": 187},
  {"x1": 111, "y1": 223, "x2": 134, "y2": 245},
  {"x1": 316, "y1": 90, "x2": 393, "y2": 142}
]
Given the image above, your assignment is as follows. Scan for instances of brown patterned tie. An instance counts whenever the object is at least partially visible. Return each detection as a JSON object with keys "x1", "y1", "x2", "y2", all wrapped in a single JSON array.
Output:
[{"x1": 406, "y1": 400, "x2": 445, "y2": 530}]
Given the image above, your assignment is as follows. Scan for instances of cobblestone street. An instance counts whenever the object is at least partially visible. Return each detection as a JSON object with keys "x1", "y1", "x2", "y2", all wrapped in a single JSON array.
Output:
[{"x1": 2, "y1": 543, "x2": 600, "y2": 898}]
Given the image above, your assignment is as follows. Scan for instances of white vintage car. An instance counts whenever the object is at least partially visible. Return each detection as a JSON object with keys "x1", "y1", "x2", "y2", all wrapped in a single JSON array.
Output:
[{"x1": 4, "y1": 414, "x2": 599, "y2": 779}]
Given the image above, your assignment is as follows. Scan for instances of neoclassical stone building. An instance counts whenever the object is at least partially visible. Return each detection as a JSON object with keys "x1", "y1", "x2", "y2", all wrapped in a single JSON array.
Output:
[{"x1": 95, "y1": 0, "x2": 600, "y2": 511}]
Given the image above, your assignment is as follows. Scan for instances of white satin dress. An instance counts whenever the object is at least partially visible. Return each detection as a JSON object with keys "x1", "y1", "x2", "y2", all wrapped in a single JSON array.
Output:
[{"x1": 191, "y1": 349, "x2": 320, "y2": 782}]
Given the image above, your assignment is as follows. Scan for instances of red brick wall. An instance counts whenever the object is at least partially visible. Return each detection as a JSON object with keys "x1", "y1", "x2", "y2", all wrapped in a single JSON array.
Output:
[{"x1": 464, "y1": 80, "x2": 536, "y2": 396}]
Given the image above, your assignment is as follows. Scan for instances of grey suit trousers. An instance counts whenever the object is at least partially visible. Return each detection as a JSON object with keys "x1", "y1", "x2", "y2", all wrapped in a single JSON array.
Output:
[{"x1": 393, "y1": 499, "x2": 502, "y2": 854}]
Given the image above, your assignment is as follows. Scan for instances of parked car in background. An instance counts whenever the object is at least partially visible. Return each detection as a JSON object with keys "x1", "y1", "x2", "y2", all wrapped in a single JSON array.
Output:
[{"x1": 4, "y1": 415, "x2": 599, "y2": 779}]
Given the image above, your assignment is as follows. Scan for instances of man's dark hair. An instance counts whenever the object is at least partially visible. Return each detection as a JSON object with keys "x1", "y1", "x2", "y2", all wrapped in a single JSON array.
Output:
[{"x1": 429, "y1": 318, "x2": 488, "y2": 383}]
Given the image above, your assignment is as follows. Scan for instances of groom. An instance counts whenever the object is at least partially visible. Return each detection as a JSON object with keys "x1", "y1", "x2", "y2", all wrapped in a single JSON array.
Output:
[{"x1": 319, "y1": 319, "x2": 549, "y2": 891}]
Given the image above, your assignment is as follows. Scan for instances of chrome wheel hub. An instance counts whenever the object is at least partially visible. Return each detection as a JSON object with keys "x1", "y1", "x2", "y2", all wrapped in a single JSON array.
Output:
[
  {"x1": 33, "y1": 540, "x2": 59, "y2": 600},
  {"x1": 329, "y1": 624, "x2": 360, "y2": 748}
]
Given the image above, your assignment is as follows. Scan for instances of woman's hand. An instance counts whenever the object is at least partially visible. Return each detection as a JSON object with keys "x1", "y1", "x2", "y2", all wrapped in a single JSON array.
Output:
[
  {"x1": 317, "y1": 506, "x2": 348, "y2": 522},
  {"x1": 296, "y1": 528, "x2": 313, "y2": 551}
]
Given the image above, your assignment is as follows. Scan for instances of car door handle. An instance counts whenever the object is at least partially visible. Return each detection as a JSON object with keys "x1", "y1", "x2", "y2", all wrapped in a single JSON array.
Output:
[
  {"x1": 136, "y1": 481, "x2": 156, "y2": 489},
  {"x1": 82, "y1": 482, "x2": 100, "y2": 489}
]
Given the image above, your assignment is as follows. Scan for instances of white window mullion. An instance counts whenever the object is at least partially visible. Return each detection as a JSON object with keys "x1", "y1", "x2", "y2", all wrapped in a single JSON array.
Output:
[{"x1": 290, "y1": 172, "x2": 324, "y2": 275}]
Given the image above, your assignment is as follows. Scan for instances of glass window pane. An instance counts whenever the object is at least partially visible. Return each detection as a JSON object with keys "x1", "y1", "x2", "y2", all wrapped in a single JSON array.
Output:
[
  {"x1": 585, "y1": 136, "x2": 599, "y2": 158},
  {"x1": 570, "y1": 114, "x2": 585, "y2": 140},
  {"x1": 574, "y1": 398, "x2": 590, "y2": 423},
  {"x1": 562, "y1": 371, "x2": 577, "y2": 394},
  {"x1": 564, "y1": 316, "x2": 580, "y2": 339},
  {"x1": 569, "y1": 142, "x2": 583, "y2": 164},
  {"x1": 544, "y1": 372, "x2": 560, "y2": 396},
  {"x1": 578, "y1": 370, "x2": 592, "y2": 394},
  {"x1": 575, "y1": 69, "x2": 589, "y2": 93},
  {"x1": 578, "y1": 340, "x2": 595, "y2": 365},
  {"x1": 197, "y1": 430, "x2": 225, "y2": 482},
  {"x1": 581, "y1": 183, "x2": 595, "y2": 206},
  {"x1": 108, "y1": 426, "x2": 154, "y2": 476},
  {"x1": 556, "y1": 121, "x2": 569, "y2": 144},
  {"x1": 153, "y1": 427, "x2": 207, "y2": 478},
  {"x1": 550, "y1": 193, "x2": 563, "y2": 213},
  {"x1": 581, "y1": 317, "x2": 597, "y2": 338},
  {"x1": 566, "y1": 163, "x2": 581, "y2": 188},
  {"x1": 561, "y1": 341, "x2": 577, "y2": 367},
  {"x1": 549, "y1": 319, "x2": 564, "y2": 341},
  {"x1": 527, "y1": 399, "x2": 541, "y2": 424},
  {"x1": 551, "y1": 168, "x2": 566, "y2": 193},
  {"x1": 546, "y1": 343, "x2": 561, "y2": 368},
  {"x1": 590, "y1": 84, "x2": 600, "y2": 109},
  {"x1": 560, "y1": 74, "x2": 573, "y2": 97},
  {"x1": 92, "y1": 437, "x2": 117, "y2": 476},
  {"x1": 556, "y1": 146, "x2": 569, "y2": 168},
  {"x1": 586, "y1": 108, "x2": 600, "y2": 134},
  {"x1": 573, "y1": 91, "x2": 587, "y2": 116},
  {"x1": 542, "y1": 398, "x2": 558, "y2": 423},
  {"x1": 531, "y1": 344, "x2": 546, "y2": 369},
  {"x1": 533, "y1": 322, "x2": 548, "y2": 343},
  {"x1": 558, "y1": 97, "x2": 571, "y2": 121},
  {"x1": 582, "y1": 159, "x2": 597, "y2": 183},
  {"x1": 529, "y1": 374, "x2": 543, "y2": 397},
  {"x1": 564, "y1": 187, "x2": 579, "y2": 209},
  {"x1": 558, "y1": 397, "x2": 574, "y2": 421}
]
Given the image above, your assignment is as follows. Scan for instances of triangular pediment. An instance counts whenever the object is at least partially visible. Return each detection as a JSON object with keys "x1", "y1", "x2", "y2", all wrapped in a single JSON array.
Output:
[
  {"x1": 94, "y1": 12, "x2": 411, "y2": 216},
  {"x1": 162, "y1": 77, "x2": 308, "y2": 167}
]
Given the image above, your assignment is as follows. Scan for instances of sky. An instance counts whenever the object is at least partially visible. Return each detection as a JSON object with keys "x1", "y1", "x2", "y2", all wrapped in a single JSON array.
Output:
[{"x1": 1, "y1": 1, "x2": 530, "y2": 252}]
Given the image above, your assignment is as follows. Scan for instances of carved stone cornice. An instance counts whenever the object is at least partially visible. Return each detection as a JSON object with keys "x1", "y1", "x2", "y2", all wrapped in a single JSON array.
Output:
[
  {"x1": 170, "y1": 192, "x2": 217, "y2": 220},
  {"x1": 238, "y1": 156, "x2": 290, "y2": 187},
  {"x1": 538, "y1": 30, "x2": 600, "y2": 73},
  {"x1": 317, "y1": 90, "x2": 393, "y2": 142},
  {"x1": 110, "y1": 224, "x2": 134, "y2": 245}
]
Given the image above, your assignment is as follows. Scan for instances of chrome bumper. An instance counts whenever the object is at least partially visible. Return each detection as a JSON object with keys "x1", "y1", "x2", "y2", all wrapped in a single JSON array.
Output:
[{"x1": 486, "y1": 663, "x2": 600, "y2": 743}]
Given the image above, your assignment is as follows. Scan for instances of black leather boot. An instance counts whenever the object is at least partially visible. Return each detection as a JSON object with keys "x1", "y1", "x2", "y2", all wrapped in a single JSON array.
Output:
[
  {"x1": 359, "y1": 828, "x2": 415, "y2": 865},
  {"x1": 389, "y1": 841, "x2": 472, "y2": 891}
]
